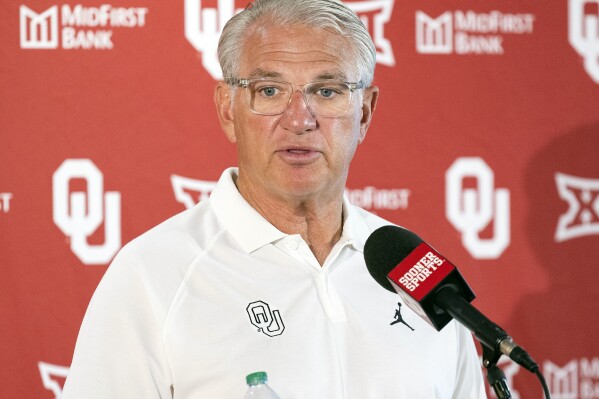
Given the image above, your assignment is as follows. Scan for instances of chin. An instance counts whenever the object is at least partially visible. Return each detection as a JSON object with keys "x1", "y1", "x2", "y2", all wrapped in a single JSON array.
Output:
[
  {"x1": 274, "y1": 165, "x2": 341, "y2": 197},
  {"x1": 280, "y1": 177, "x2": 333, "y2": 200}
]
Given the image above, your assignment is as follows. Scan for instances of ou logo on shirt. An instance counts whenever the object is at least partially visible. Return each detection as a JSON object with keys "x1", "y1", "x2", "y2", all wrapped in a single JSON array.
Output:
[
  {"x1": 246, "y1": 300, "x2": 285, "y2": 337},
  {"x1": 445, "y1": 157, "x2": 511, "y2": 259},
  {"x1": 53, "y1": 159, "x2": 121, "y2": 265}
]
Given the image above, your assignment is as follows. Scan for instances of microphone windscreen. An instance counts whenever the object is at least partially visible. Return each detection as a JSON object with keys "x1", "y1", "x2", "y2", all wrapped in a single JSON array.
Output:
[{"x1": 364, "y1": 225, "x2": 423, "y2": 292}]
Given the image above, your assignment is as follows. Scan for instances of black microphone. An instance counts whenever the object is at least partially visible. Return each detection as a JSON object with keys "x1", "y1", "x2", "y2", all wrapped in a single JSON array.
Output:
[{"x1": 364, "y1": 225, "x2": 538, "y2": 373}]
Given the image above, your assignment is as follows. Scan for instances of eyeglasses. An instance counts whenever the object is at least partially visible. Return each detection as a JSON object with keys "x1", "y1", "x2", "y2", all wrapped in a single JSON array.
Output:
[{"x1": 227, "y1": 78, "x2": 364, "y2": 117}]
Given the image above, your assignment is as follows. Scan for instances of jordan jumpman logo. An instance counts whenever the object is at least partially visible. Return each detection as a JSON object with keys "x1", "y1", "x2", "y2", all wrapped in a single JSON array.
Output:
[{"x1": 390, "y1": 302, "x2": 414, "y2": 331}]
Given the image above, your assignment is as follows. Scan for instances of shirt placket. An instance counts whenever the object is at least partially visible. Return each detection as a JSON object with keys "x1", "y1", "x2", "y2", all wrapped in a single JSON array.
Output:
[{"x1": 275, "y1": 235, "x2": 353, "y2": 322}]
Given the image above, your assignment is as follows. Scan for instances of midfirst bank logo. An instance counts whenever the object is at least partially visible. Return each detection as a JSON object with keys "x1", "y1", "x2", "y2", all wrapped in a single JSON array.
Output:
[
  {"x1": 416, "y1": 10, "x2": 535, "y2": 55},
  {"x1": 544, "y1": 358, "x2": 599, "y2": 398},
  {"x1": 184, "y1": 0, "x2": 395, "y2": 80},
  {"x1": 53, "y1": 159, "x2": 121, "y2": 265},
  {"x1": 345, "y1": 186, "x2": 410, "y2": 213},
  {"x1": 484, "y1": 356, "x2": 599, "y2": 398},
  {"x1": 569, "y1": 0, "x2": 599, "y2": 84},
  {"x1": 19, "y1": 4, "x2": 148, "y2": 50}
]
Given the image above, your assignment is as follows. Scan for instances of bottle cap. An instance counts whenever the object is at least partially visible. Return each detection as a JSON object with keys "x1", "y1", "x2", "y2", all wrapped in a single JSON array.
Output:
[{"x1": 246, "y1": 371, "x2": 268, "y2": 386}]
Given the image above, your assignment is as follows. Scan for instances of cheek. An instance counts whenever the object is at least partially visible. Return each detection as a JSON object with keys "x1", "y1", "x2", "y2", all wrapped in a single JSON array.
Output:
[
  {"x1": 234, "y1": 114, "x2": 278, "y2": 154},
  {"x1": 328, "y1": 118, "x2": 362, "y2": 160}
]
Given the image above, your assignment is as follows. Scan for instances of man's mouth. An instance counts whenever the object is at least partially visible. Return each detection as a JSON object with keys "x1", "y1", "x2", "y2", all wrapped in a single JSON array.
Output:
[
  {"x1": 287, "y1": 149, "x2": 311, "y2": 154},
  {"x1": 277, "y1": 147, "x2": 321, "y2": 164}
]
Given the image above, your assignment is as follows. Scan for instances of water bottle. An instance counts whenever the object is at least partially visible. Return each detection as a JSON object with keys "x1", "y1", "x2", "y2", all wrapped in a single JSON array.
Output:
[{"x1": 243, "y1": 371, "x2": 281, "y2": 399}]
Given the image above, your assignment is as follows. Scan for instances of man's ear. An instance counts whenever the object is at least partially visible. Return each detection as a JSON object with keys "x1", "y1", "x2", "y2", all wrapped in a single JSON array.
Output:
[
  {"x1": 214, "y1": 82, "x2": 237, "y2": 143},
  {"x1": 358, "y1": 85, "x2": 379, "y2": 143}
]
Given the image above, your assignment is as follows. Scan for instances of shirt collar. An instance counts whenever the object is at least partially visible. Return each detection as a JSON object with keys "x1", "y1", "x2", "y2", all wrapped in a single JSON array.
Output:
[
  {"x1": 209, "y1": 167, "x2": 372, "y2": 254},
  {"x1": 209, "y1": 168, "x2": 287, "y2": 253},
  {"x1": 340, "y1": 194, "x2": 370, "y2": 252}
]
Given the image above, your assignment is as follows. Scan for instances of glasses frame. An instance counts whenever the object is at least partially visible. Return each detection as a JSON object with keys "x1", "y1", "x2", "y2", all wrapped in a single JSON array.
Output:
[{"x1": 227, "y1": 77, "x2": 364, "y2": 117}]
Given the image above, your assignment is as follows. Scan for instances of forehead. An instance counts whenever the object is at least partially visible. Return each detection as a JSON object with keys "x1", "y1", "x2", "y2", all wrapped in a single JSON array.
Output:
[{"x1": 238, "y1": 23, "x2": 358, "y2": 82}]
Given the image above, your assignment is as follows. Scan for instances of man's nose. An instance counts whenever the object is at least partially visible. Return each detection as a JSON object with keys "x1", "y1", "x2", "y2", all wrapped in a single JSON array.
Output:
[{"x1": 279, "y1": 90, "x2": 317, "y2": 134}]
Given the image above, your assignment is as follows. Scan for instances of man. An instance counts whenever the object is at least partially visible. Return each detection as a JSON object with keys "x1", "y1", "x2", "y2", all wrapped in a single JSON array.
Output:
[{"x1": 62, "y1": 0, "x2": 487, "y2": 397}]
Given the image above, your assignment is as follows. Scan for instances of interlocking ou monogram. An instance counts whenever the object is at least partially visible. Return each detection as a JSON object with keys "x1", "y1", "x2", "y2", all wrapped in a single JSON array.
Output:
[
  {"x1": 52, "y1": 159, "x2": 121, "y2": 265},
  {"x1": 445, "y1": 157, "x2": 511, "y2": 259},
  {"x1": 569, "y1": 0, "x2": 599, "y2": 83},
  {"x1": 246, "y1": 300, "x2": 285, "y2": 337}
]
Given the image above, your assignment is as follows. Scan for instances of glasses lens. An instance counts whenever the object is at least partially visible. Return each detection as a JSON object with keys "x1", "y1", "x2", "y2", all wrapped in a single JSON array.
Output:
[
  {"x1": 248, "y1": 80, "x2": 292, "y2": 115},
  {"x1": 305, "y1": 82, "x2": 352, "y2": 117},
  {"x1": 245, "y1": 80, "x2": 354, "y2": 117}
]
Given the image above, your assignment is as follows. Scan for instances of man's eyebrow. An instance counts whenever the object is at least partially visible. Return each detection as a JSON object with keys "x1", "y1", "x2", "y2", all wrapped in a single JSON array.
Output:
[
  {"x1": 247, "y1": 68, "x2": 282, "y2": 79},
  {"x1": 315, "y1": 71, "x2": 350, "y2": 81},
  {"x1": 245, "y1": 69, "x2": 353, "y2": 82}
]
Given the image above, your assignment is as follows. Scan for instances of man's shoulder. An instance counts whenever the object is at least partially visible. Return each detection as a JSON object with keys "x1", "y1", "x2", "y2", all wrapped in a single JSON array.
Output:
[{"x1": 115, "y1": 200, "x2": 223, "y2": 276}]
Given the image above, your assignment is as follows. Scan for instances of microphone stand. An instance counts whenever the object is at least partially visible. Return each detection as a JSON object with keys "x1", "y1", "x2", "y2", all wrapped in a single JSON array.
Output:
[{"x1": 482, "y1": 344, "x2": 511, "y2": 399}]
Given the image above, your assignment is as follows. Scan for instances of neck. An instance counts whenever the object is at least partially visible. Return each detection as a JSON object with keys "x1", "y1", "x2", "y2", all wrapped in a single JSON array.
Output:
[{"x1": 235, "y1": 177, "x2": 344, "y2": 266}]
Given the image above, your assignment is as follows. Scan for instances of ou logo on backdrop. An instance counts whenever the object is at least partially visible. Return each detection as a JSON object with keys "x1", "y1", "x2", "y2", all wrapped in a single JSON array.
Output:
[
  {"x1": 569, "y1": 0, "x2": 599, "y2": 84},
  {"x1": 53, "y1": 159, "x2": 121, "y2": 265},
  {"x1": 184, "y1": 0, "x2": 395, "y2": 80},
  {"x1": 445, "y1": 157, "x2": 511, "y2": 259}
]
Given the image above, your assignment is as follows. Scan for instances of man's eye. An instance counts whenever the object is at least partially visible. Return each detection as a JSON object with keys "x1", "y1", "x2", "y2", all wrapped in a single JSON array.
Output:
[
  {"x1": 317, "y1": 87, "x2": 344, "y2": 98},
  {"x1": 257, "y1": 86, "x2": 280, "y2": 97}
]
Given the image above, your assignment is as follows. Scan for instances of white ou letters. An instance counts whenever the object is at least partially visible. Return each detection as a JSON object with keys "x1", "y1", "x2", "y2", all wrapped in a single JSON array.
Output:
[
  {"x1": 184, "y1": 0, "x2": 242, "y2": 80},
  {"x1": 184, "y1": 0, "x2": 396, "y2": 80},
  {"x1": 446, "y1": 157, "x2": 510, "y2": 259},
  {"x1": 569, "y1": 0, "x2": 599, "y2": 84},
  {"x1": 53, "y1": 159, "x2": 121, "y2": 265}
]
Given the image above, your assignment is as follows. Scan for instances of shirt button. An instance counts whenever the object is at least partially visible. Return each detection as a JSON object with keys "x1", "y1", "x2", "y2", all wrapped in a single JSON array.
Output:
[{"x1": 287, "y1": 240, "x2": 299, "y2": 250}]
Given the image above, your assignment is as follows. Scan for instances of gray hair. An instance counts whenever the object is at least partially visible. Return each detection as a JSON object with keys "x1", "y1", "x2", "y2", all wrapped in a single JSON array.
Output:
[{"x1": 217, "y1": 0, "x2": 376, "y2": 87}]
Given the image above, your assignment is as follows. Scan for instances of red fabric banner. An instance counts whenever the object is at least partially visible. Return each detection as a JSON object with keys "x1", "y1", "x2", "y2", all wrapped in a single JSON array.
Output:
[{"x1": 1, "y1": 1, "x2": 598, "y2": 397}]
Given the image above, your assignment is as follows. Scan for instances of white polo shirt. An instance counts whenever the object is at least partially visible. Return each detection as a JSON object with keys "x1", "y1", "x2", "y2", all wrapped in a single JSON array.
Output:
[{"x1": 62, "y1": 167, "x2": 487, "y2": 399}]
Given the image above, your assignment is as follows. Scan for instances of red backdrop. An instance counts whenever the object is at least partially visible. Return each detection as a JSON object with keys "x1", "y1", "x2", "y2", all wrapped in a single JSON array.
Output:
[{"x1": 1, "y1": 0, "x2": 598, "y2": 398}]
